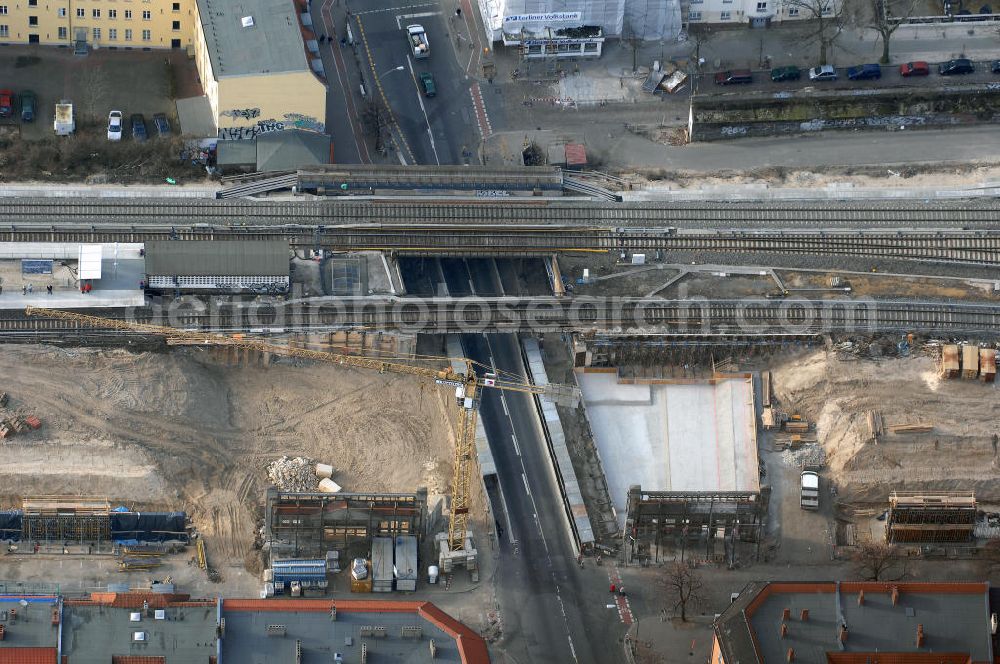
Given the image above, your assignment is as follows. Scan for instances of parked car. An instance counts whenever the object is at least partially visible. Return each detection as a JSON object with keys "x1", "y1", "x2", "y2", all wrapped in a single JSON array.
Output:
[
  {"x1": 714, "y1": 69, "x2": 753, "y2": 85},
  {"x1": 0, "y1": 90, "x2": 13, "y2": 118},
  {"x1": 939, "y1": 58, "x2": 974, "y2": 75},
  {"x1": 770, "y1": 65, "x2": 801, "y2": 82},
  {"x1": 107, "y1": 110, "x2": 123, "y2": 141},
  {"x1": 419, "y1": 72, "x2": 436, "y2": 97},
  {"x1": 152, "y1": 112, "x2": 171, "y2": 137},
  {"x1": 899, "y1": 61, "x2": 930, "y2": 77},
  {"x1": 808, "y1": 65, "x2": 837, "y2": 81},
  {"x1": 991, "y1": 60, "x2": 1000, "y2": 74},
  {"x1": 18, "y1": 90, "x2": 35, "y2": 122},
  {"x1": 847, "y1": 63, "x2": 882, "y2": 80},
  {"x1": 130, "y1": 113, "x2": 147, "y2": 142}
]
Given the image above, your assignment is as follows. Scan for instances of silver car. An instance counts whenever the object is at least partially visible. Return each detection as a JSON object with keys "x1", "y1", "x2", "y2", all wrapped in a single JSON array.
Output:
[{"x1": 808, "y1": 65, "x2": 837, "y2": 81}]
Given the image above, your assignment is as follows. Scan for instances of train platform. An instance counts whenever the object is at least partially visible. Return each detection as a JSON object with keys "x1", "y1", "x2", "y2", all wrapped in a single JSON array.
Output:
[{"x1": 0, "y1": 242, "x2": 146, "y2": 310}]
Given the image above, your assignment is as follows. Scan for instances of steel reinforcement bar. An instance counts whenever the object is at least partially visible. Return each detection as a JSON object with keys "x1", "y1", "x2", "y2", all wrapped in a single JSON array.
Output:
[
  {"x1": 5, "y1": 298, "x2": 1000, "y2": 335},
  {"x1": 2, "y1": 197, "x2": 1000, "y2": 228}
]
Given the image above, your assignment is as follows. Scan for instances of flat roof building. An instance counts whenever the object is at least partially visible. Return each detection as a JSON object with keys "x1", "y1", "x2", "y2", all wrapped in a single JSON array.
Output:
[
  {"x1": 192, "y1": 0, "x2": 327, "y2": 139},
  {"x1": 143, "y1": 240, "x2": 290, "y2": 293},
  {"x1": 713, "y1": 581, "x2": 994, "y2": 664},
  {"x1": 1, "y1": 592, "x2": 488, "y2": 664}
]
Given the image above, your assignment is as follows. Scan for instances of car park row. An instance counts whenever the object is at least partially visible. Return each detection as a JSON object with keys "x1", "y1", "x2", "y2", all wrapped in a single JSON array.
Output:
[{"x1": 715, "y1": 58, "x2": 999, "y2": 85}]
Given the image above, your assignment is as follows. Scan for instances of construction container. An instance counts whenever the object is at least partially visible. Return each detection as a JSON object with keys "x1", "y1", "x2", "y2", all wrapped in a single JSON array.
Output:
[
  {"x1": 394, "y1": 535, "x2": 418, "y2": 592},
  {"x1": 317, "y1": 478, "x2": 342, "y2": 493},
  {"x1": 350, "y1": 560, "x2": 372, "y2": 593},
  {"x1": 315, "y1": 463, "x2": 334, "y2": 479},
  {"x1": 271, "y1": 558, "x2": 328, "y2": 592},
  {"x1": 941, "y1": 344, "x2": 960, "y2": 378},
  {"x1": 371, "y1": 537, "x2": 394, "y2": 593},
  {"x1": 963, "y1": 345, "x2": 980, "y2": 379},
  {"x1": 24, "y1": 416, "x2": 41, "y2": 430},
  {"x1": 980, "y1": 349, "x2": 996, "y2": 383}
]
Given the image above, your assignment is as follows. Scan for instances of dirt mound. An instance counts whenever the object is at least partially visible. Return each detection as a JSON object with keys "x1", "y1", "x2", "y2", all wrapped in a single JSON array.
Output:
[{"x1": 771, "y1": 349, "x2": 1000, "y2": 502}]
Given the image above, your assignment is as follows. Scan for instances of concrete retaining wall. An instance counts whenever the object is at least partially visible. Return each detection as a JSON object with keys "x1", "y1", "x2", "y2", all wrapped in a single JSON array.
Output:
[{"x1": 691, "y1": 83, "x2": 1000, "y2": 141}]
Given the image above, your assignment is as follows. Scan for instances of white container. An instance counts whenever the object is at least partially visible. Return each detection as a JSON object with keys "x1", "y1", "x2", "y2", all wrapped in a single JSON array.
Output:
[
  {"x1": 265, "y1": 582, "x2": 275, "y2": 597},
  {"x1": 318, "y1": 478, "x2": 342, "y2": 493},
  {"x1": 428, "y1": 565, "x2": 439, "y2": 584},
  {"x1": 315, "y1": 463, "x2": 334, "y2": 479}
]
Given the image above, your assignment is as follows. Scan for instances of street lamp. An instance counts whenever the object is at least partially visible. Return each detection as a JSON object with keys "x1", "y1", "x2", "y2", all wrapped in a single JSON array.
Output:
[{"x1": 380, "y1": 65, "x2": 405, "y2": 78}]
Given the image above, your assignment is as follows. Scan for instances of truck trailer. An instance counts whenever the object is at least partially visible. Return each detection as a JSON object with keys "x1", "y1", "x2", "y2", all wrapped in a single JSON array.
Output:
[
  {"x1": 54, "y1": 100, "x2": 75, "y2": 135},
  {"x1": 800, "y1": 469, "x2": 820, "y2": 510},
  {"x1": 407, "y1": 24, "x2": 429, "y2": 59}
]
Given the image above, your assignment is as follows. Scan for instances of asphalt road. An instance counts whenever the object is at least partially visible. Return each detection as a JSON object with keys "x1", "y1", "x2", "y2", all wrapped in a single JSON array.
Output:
[
  {"x1": 400, "y1": 257, "x2": 626, "y2": 663},
  {"x1": 354, "y1": 3, "x2": 477, "y2": 165}
]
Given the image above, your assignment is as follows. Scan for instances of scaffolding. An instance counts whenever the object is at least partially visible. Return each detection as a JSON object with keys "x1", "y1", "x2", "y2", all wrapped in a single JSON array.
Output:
[
  {"x1": 22, "y1": 496, "x2": 111, "y2": 543},
  {"x1": 623, "y1": 485, "x2": 766, "y2": 564},
  {"x1": 886, "y1": 491, "x2": 977, "y2": 544},
  {"x1": 265, "y1": 488, "x2": 427, "y2": 558}
]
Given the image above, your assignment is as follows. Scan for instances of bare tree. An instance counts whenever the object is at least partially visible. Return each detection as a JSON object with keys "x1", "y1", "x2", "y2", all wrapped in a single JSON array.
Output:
[
  {"x1": 869, "y1": 0, "x2": 918, "y2": 63},
  {"x1": 662, "y1": 562, "x2": 704, "y2": 622},
  {"x1": 783, "y1": 0, "x2": 847, "y2": 64},
  {"x1": 854, "y1": 541, "x2": 903, "y2": 581}
]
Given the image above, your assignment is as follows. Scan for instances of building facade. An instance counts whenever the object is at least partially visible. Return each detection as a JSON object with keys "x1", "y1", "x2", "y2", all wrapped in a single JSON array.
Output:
[
  {"x1": 686, "y1": 0, "x2": 838, "y2": 26},
  {"x1": 0, "y1": 0, "x2": 193, "y2": 49}
]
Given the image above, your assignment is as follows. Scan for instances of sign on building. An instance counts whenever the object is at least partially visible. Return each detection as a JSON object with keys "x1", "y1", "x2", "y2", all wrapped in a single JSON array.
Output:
[
  {"x1": 502, "y1": 11, "x2": 582, "y2": 23},
  {"x1": 21, "y1": 259, "x2": 53, "y2": 275}
]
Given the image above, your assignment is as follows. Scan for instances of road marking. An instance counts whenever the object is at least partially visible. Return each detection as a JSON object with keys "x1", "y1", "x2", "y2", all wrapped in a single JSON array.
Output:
[
  {"x1": 404, "y1": 55, "x2": 440, "y2": 165},
  {"x1": 522, "y1": 473, "x2": 531, "y2": 496},
  {"x1": 469, "y1": 82, "x2": 492, "y2": 138},
  {"x1": 608, "y1": 566, "x2": 634, "y2": 625},
  {"x1": 511, "y1": 433, "x2": 520, "y2": 456},
  {"x1": 395, "y1": 9, "x2": 441, "y2": 29},
  {"x1": 319, "y1": 0, "x2": 369, "y2": 163},
  {"x1": 354, "y1": 15, "x2": 416, "y2": 163},
  {"x1": 500, "y1": 391, "x2": 509, "y2": 416},
  {"x1": 354, "y1": 2, "x2": 435, "y2": 15}
]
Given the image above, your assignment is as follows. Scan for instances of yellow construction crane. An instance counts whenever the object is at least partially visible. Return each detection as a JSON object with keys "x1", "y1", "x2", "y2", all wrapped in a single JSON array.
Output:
[{"x1": 24, "y1": 306, "x2": 575, "y2": 572}]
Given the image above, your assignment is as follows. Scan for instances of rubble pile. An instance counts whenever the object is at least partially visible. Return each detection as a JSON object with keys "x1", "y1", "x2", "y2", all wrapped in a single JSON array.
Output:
[{"x1": 266, "y1": 456, "x2": 316, "y2": 491}]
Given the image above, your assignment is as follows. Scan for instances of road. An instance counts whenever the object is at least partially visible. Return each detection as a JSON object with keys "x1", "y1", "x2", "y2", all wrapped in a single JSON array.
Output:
[
  {"x1": 405, "y1": 257, "x2": 625, "y2": 664},
  {"x1": 352, "y1": 3, "x2": 478, "y2": 165}
]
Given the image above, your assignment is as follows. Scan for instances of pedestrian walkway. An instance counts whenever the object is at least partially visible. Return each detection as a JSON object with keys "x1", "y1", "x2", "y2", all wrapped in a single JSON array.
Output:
[{"x1": 0, "y1": 289, "x2": 145, "y2": 310}]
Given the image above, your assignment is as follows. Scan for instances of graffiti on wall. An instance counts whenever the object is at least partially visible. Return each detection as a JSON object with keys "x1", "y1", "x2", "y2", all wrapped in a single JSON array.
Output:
[
  {"x1": 218, "y1": 113, "x2": 325, "y2": 140},
  {"x1": 218, "y1": 119, "x2": 285, "y2": 140},
  {"x1": 222, "y1": 107, "x2": 261, "y2": 120}
]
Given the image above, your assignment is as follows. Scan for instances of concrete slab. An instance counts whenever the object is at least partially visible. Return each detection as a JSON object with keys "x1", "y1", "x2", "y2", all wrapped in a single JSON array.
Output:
[
  {"x1": 176, "y1": 95, "x2": 217, "y2": 138},
  {"x1": 578, "y1": 373, "x2": 759, "y2": 526}
]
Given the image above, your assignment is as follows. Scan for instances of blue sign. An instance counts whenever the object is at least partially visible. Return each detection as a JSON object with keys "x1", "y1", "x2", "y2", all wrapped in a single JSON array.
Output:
[{"x1": 21, "y1": 260, "x2": 53, "y2": 275}]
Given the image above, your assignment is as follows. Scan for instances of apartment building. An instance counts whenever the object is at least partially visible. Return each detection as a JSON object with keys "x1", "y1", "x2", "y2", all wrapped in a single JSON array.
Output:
[
  {"x1": 686, "y1": 0, "x2": 837, "y2": 26},
  {"x1": 0, "y1": 0, "x2": 193, "y2": 48}
]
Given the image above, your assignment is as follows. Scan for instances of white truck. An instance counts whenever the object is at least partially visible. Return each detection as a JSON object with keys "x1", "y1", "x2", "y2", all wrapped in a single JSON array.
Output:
[
  {"x1": 800, "y1": 469, "x2": 820, "y2": 510},
  {"x1": 407, "y1": 24, "x2": 429, "y2": 59},
  {"x1": 53, "y1": 100, "x2": 75, "y2": 135}
]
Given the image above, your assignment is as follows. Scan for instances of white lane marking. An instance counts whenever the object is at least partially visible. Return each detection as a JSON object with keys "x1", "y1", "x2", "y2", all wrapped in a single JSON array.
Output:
[
  {"x1": 511, "y1": 433, "x2": 520, "y2": 456},
  {"x1": 395, "y1": 10, "x2": 440, "y2": 28},
  {"x1": 356, "y1": 2, "x2": 435, "y2": 16},
  {"x1": 522, "y1": 473, "x2": 531, "y2": 496},
  {"x1": 500, "y1": 391, "x2": 509, "y2": 417},
  {"x1": 405, "y1": 55, "x2": 441, "y2": 165}
]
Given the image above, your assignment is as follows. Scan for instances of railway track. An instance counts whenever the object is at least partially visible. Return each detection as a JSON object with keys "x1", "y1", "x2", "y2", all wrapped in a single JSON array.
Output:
[
  {"x1": 5, "y1": 298, "x2": 1000, "y2": 335},
  {"x1": 1, "y1": 223, "x2": 999, "y2": 263},
  {"x1": 2, "y1": 197, "x2": 1000, "y2": 228}
]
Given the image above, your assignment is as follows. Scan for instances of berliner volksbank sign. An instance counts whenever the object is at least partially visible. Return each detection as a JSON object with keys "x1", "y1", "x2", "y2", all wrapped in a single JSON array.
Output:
[{"x1": 503, "y1": 11, "x2": 582, "y2": 23}]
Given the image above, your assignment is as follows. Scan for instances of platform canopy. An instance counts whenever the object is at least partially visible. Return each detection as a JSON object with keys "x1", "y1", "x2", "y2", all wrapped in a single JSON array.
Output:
[{"x1": 78, "y1": 244, "x2": 103, "y2": 280}]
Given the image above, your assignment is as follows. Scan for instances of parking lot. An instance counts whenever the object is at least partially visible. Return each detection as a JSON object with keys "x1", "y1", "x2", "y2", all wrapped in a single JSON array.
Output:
[
  {"x1": 0, "y1": 45, "x2": 201, "y2": 139},
  {"x1": 697, "y1": 58, "x2": 1000, "y2": 95}
]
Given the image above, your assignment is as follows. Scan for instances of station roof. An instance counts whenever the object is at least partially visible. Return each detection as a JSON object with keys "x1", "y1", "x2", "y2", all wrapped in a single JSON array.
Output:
[
  {"x1": 714, "y1": 582, "x2": 993, "y2": 664},
  {"x1": 196, "y1": 0, "x2": 309, "y2": 78},
  {"x1": 144, "y1": 241, "x2": 289, "y2": 277}
]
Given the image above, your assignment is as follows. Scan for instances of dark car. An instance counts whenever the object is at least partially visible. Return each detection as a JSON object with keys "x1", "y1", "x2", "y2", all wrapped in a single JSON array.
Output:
[
  {"x1": 19, "y1": 90, "x2": 35, "y2": 122},
  {"x1": 0, "y1": 89, "x2": 12, "y2": 118},
  {"x1": 152, "y1": 112, "x2": 171, "y2": 137},
  {"x1": 847, "y1": 63, "x2": 882, "y2": 80},
  {"x1": 419, "y1": 72, "x2": 436, "y2": 97},
  {"x1": 899, "y1": 61, "x2": 930, "y2": 77},
  {"x1": 939, "y1": 58, "x2": 974, "y2": 75},
  {"x1": 992, "y1": 60, "x2": 1000, "y2": 74},
  {"x1": 770, "y1": 65, "x2": 801, "y2": 82},
  {"x1": 714, "y1": 69, "x2": 753, "y2": 85},
  {"x1": 130, "y1": 113, "x2": 147, "y2": 142}
]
